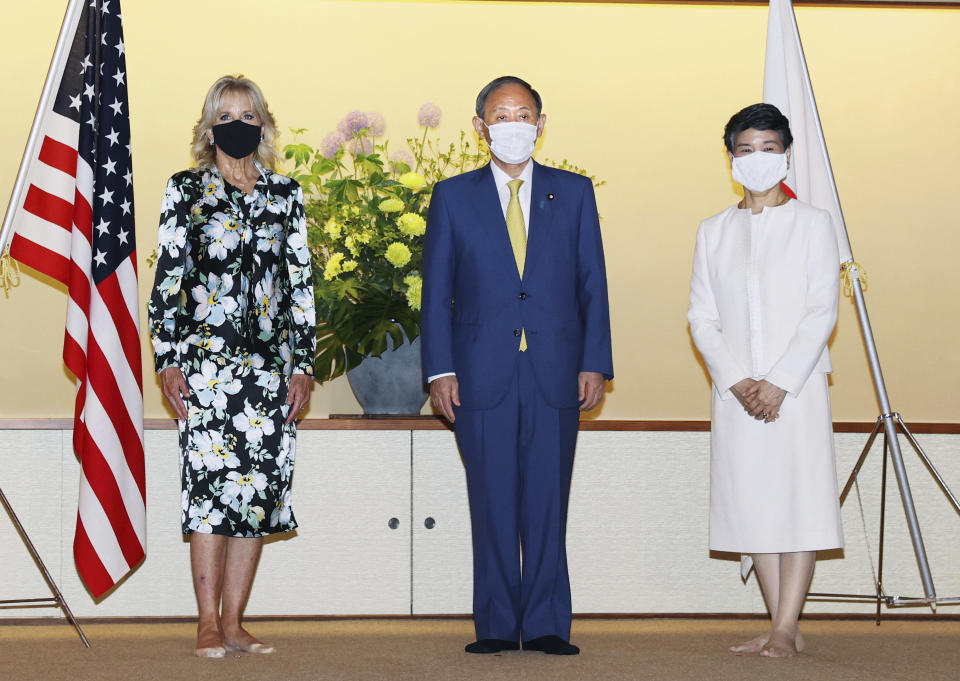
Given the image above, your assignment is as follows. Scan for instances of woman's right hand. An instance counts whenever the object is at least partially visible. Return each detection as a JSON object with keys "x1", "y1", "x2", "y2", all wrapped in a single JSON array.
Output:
[
  {"x1": 160, "y1": 367, "x2": 190, "y2": 420},
  {"x1": 730, "y1": 378, "x2": 758, "y2": 411}
]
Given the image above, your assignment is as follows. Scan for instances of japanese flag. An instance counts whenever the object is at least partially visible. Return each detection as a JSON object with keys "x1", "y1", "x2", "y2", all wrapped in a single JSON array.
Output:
[{"x1": 763, "y1": 0, "x2": 854, "y2": 263}]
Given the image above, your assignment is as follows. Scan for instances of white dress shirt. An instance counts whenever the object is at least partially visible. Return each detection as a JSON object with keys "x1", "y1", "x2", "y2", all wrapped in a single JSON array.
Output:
[
  {"x1": 489, "y1": 158, "x2": 533, "y2": 235},
  {"x1": 427, "y1": 160, "x2": 534, "y2": 383}
]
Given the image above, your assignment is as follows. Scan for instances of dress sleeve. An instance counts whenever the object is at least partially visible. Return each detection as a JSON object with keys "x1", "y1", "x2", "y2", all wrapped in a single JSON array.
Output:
[
  {"x1": 687, "y1": 223, "x2": 750, "y2": 399},
  {"x1": 284, "y1": 183, "x2": 316, "y2": 376},
  {"x1": 764, "y1": 211, "x2": 840, "y2": 395},
  {"x1": 147, "y1": 176, "x2": 191, "y2": 374}
]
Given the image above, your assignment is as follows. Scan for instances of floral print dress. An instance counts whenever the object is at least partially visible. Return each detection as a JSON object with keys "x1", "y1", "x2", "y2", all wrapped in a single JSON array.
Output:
[{"x1": 148, "y1": 163, "x2": 315, "y2": 537}]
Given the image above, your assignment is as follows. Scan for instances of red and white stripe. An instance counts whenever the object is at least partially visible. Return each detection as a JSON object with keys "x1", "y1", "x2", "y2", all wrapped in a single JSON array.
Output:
[{"x1": 9, "y1": 108, "x2": 145, "y2": 598}]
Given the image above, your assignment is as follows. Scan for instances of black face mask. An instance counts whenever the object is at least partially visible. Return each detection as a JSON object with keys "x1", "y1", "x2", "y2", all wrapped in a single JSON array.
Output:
[{"x1": 211, "y1": 120, "x2": 262, "y2": 159}]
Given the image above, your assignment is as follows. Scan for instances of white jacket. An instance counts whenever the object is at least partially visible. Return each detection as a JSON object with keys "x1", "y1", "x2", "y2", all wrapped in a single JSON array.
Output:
[{"x1": 688, "y1": 200, "x2": 840, "y2": 399}]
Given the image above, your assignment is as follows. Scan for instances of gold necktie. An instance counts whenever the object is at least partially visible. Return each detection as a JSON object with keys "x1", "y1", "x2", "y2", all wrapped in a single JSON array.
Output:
[{"x1": 506, "y1": 179, "x2": 527, "y2": 351}]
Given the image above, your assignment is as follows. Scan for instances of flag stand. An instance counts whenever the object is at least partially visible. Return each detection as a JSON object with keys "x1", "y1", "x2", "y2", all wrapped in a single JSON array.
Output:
[
  {"x1": 808, "y1": 411, "x2": 960, "y2": 623},
  {"x1": 0, "y1": 487, "x2": 89, "y2": 646},
  {"x1": 768, "y1": 0, "x2": 960, "y2": 618}
]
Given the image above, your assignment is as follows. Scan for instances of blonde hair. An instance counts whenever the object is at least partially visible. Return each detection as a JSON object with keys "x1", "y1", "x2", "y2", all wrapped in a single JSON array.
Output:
[{"x1": 191, "y1": 75, "x2": 279, "y2": 170}]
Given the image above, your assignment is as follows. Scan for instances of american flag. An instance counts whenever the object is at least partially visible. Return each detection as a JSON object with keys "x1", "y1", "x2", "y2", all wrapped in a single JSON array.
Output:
[{"x1": 8, "y1": 0, "x2": 144, "y2": 597}]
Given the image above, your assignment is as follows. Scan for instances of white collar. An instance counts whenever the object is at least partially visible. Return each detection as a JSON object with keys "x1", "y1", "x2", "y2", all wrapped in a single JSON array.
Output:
[{"x1": 489, "y1": 159, "x2": 533, "y2": 191}]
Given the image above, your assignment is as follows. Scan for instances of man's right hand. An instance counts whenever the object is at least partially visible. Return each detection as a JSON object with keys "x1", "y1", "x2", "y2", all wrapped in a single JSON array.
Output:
[
  {"x1": 430, "y1": 375, "x2": 460, "y2": 423},
  {"x1": 160, "y1": 366, "x2": 190, "y2": 420}
]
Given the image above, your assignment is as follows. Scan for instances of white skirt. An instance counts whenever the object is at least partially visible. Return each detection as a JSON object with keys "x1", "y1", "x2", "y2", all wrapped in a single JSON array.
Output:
[{"x1": 709, "y1": 373, "x2": 843, "y2": 554}]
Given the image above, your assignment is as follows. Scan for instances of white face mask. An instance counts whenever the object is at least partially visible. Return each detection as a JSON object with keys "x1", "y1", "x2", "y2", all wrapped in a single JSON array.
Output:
[
  {"x1": 731, "y1": 151, "x2": 788, "y2": 193},
  {"x1": 484, "y1": 121, "x2": 539, "y2": 165}
]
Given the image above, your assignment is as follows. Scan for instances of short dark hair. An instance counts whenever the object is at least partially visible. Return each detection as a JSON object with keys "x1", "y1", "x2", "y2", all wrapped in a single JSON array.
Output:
[
  {"x1": 475, "y1": 76, "x2": 542, "y2": 119},
  {"x1": 723, "y1": 103, "x2": 793, "y2": 152}
]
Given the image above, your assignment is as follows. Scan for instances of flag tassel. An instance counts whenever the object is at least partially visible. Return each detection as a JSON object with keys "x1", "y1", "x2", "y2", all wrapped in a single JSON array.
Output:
[{"x1": 0, "y1": 248, "x2": 21, "y2": 297}]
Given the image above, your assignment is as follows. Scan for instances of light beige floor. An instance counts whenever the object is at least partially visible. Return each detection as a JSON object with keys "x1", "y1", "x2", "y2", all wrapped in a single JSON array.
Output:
[{"x1": 2, "y1": 618, "x2": 958, "y2": 681}]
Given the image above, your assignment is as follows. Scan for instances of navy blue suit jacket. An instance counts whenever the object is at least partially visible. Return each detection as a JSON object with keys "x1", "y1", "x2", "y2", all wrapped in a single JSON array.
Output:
[{"x1": 421, "y1": 161, "x2": 614, "y2": 410}]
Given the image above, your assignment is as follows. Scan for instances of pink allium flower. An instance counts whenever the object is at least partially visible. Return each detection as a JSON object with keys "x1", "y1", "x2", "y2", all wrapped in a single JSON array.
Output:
[
  {"x1": 338, "y1": 110, "x2": 371, "y2": 137},
  {"x1": 367, "y1": 112, "x2": 386, "y2": 137},
  {"x1": 348, "y1": 137, "x2": 374, "y2": 156},
  {"x1": 389, "y1": 149, "x2": 414, "y2": 173},
  {"x1": 320, "y1": 131, "x2": 344, "y2": 159},
  {"x1": 417, "y1": 103, "x2": 442, "y2": 129}
]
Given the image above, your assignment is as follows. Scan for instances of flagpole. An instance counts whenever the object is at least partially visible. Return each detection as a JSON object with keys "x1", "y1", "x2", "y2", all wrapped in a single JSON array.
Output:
[
  {"x1": 0, "y1": 0, "x2": 84, "y2": 254},
  {"x1": 785, "y1": 1, "x2": 937, "y2": 602}
]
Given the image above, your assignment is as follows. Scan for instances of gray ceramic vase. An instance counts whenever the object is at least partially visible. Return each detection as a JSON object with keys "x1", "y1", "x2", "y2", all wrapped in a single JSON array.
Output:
[{"x1": 346, "y1": 331, "x2": 429, "y2": 415}]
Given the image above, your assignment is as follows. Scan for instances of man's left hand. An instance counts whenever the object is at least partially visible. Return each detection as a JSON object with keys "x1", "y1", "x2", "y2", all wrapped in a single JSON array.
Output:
[
  {"x1": 285, "y1": 374, "x2": 313, "y2": 424},
  {"x1": 578, "y1": 371, "x2": 606, "y2": 412}
]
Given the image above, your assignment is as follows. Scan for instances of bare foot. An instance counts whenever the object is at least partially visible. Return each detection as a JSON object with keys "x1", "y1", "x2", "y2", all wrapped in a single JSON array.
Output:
[
  {"x1": 729, "y1": 634, "x2": 768, "y2": 654},
  {"x1": 760, "y1": 630, "x2": 798, "y2": 658},
  {"x1": 223, "y1": 626, "x2": 275, "y2": 654},
  {"x1": 195, "y1": 622, "x2": 225, "y2": 658}
]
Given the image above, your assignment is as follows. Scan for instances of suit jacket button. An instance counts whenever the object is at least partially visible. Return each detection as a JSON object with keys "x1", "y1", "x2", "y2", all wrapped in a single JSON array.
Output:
[
  {"x1": 513, "y1": 329, "x2": 521, "y2": 336},
  {"x1": 518, "y1": 292, "x2": 527, "y2": 300}
]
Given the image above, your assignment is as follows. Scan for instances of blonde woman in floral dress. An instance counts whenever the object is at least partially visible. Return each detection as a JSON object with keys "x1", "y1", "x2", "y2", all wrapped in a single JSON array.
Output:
[{"x1": 148, "y1": 75, "x2": 315, "y2": 658}]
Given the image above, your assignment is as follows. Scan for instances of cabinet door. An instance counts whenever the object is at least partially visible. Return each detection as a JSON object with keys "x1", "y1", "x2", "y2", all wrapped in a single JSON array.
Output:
[
  {"x1": 411, "y1": 430, "x2": 473, "y2": 614},
  {"x1": 247, "y1": 430, "x2": 412, "y2": 615}
]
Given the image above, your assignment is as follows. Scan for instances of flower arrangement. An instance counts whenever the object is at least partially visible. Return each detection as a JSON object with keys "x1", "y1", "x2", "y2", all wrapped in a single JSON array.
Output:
[
  {"x1": 285, "y1": 104, "x2": 604, "y2": 384},
  {"x1": 283, "y1": 104, "x2": 490, "y2": 383}
]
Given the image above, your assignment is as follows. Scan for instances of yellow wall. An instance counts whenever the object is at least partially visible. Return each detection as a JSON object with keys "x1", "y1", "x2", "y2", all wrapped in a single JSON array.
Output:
[{"x1": 1, "y1": 0, "x2": 958, "y2": 422}]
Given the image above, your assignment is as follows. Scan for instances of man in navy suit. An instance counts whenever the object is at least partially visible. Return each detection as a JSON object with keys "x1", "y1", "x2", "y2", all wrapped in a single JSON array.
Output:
[{"x1": 421, "y1": 76, "x2": 613, "y2": 656}]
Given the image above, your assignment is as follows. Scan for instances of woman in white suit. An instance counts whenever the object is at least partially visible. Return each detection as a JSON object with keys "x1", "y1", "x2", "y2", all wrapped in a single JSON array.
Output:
[{"x1": 688, "y1": 103, "x2": 843, "y2": 658}]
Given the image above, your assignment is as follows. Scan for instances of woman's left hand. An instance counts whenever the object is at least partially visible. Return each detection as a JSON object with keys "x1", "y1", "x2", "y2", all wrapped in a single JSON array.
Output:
[
  {"x1": 285, "y1": 374, "x2": 313, "y2": 424},
  {"x1": 743, "y1": 380, "x2": 787, "y2": 423}
]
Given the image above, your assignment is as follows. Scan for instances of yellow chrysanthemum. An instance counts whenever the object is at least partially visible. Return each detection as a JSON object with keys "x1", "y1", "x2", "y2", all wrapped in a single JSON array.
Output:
[
  {"x1": 398, "y1": 172, "x2": 427, "y2": 191},
  {"x1": 397, "y1": 212, "x2": 426, "y2": 237},
  {"x1": 344, "y1": 235, "x2": 359, "y2": 256},
  {"x1": 379, "y1": 197, "x2": 404, "y2": 213},
  {"x1": 385, "y1": 242, "x2": 412, "y2": 268},
  {"x1": 342, "y1": 260, "x2": 358, "y2": 273},
  {"x1": 323, "y1": 252, "x2": 345, "y2": 280},
  {"x1": 403, "y1": 274, "x2": 422, "y2": 311},
  {"x1": 358, "y1": 229, "x2": 374, "y2": 244},
  {"x1": 324, "y1": 218, "x2": 342, "y2": 239}
]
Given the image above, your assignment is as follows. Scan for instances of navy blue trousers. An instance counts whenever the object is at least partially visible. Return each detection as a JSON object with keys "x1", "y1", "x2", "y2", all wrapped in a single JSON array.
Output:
[{"x1": 453, "y1": 353, "x2": 580, "y2": 643}]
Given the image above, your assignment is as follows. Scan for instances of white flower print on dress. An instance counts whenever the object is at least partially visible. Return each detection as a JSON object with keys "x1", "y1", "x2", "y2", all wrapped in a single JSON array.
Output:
[
  {"x1": 187, "y1": 359, "x2": 242, "y2": 409},
  {"x1": 290, "y1": 288, "x2": 316, "y2": 327},
  {"x1": 188, "y1": 498, "x2": 226, "y2": 534},
  {"x1": 270, "y1": 490, "x2": 293, "y2": 528},
  {"x1": 256, "y1": 224, "x2": 283, "y2": 255},
  {"x1": 192, "y1": 273, "x2": 238, "y2": 326},
  {"x1": 232, "y1": 404, "x2": 276, "y2": 443},
  {"x1": 286, "y1": 227, "x2": 310, "y2": 265},
  {"x1": 157, "y1": 217, "x2": 187, "y2": 258},
  {"x1": 203, "y1": 212, "x2": 242, "y2": 260},
  {"x1": 255, "y1": 370, "x2": 281, "y2": 393},
  {"x1": 220, "y1": 469, "x2": 269, "y2": 505},
  {"x1": 253, "y1": 270, "x2": 278, "y2": 334},
  {"x1": 191, "y1": 430, "x2": 240, "y2": 471},
  {"x1": 184, "y1": 333, "x2": 226, "y2": 353}
]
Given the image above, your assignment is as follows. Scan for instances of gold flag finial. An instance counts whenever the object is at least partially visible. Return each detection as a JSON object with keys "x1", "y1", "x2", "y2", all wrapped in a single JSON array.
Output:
[{"x1": 1, "y1": 248, "x2": 21, "y2": 297}]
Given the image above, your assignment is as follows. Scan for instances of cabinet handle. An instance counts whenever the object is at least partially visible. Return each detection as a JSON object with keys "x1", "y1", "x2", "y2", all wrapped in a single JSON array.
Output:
[
  {"x1": 424, "y1": 517, "x2": 436, "y2": 529},
  {"x1": 388, "y1": 517, "x2": 399, "y2": 530}
]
